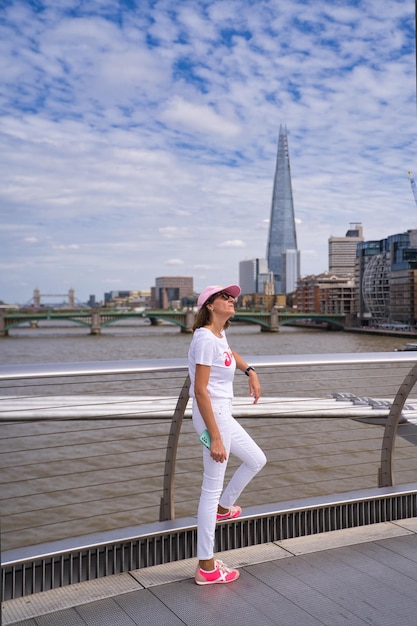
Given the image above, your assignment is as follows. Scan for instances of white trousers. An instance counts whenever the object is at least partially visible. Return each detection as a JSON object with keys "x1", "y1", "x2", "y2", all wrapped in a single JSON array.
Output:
[{"x1": 193, "y1": 398, "x2": 267, "y2": 560}]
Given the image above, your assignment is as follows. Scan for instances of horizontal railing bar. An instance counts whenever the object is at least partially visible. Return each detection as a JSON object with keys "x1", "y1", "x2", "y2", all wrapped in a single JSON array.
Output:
[
  {"x1": 1, "y1": 352, "x2": 417, "y2": 381},
  {"x1": 0, "y1": 410, "x2": 398, "y2": 423},
  {"x1": 0, "y1": 376, "x2": 409, "y2": 403},
  {"x1": 0, "y1": 370, "x2": 187, "y2": 381},
  {"x1": 0, "y1": 359, "x2": 188, "y2": 381},
  {"x1": 0, "y1": 411, "x2": 411, "y2": 423}
]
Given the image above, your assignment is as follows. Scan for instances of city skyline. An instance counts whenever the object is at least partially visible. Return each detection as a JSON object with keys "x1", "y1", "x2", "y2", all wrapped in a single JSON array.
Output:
[{"x1": 1, "y1": 1, "x2": 416, "y2": 304}]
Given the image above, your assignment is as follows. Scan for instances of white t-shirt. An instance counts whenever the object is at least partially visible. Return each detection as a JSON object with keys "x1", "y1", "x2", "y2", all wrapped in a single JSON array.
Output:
[{"x1": 188, "y1": 327, "x2": 236, "y2": 399}]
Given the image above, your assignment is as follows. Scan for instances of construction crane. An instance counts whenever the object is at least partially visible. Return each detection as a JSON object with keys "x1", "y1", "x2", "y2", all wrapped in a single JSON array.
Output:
[{"x1": 408, "y1": 171, "x2": 417, "y2": 207}]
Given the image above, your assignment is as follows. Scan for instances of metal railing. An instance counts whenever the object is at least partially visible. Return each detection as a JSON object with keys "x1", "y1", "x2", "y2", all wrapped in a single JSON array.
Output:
[{"x1": 2, "y1": 352, "x2": 417, "y2": 599}]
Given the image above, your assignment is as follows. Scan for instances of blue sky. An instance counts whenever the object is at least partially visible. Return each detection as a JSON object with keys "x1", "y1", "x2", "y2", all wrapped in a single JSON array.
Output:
[{"x1": 1, "y1": 0, "x2": 416, "y2": 304}]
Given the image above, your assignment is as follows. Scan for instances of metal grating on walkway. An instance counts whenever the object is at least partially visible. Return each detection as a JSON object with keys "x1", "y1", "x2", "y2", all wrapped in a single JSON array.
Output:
[{"x1": 2, "y1": 484, "x2": 417, "y2": 602}]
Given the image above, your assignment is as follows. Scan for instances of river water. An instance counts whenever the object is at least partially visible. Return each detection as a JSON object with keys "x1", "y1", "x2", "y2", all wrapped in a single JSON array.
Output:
[{"x1": 0, "y1": 320, "x2": 410, "y2": 365}]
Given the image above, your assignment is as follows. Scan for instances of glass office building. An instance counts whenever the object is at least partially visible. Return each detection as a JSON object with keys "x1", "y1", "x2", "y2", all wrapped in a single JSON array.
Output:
[
  {"x1": 239, "y1": 259, "x2": 274, "y2": 295},
  {"x1": 266, "y1": 125, "x2": 299, "y2": 294},
  {"x1": 356, "y1": 230, "x2": 417, "y2": 327}
]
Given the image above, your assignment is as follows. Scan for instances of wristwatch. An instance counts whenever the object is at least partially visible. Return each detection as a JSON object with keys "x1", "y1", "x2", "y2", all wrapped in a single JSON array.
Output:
[{"x1": 245, "y1": 366, "x2": 256, "y2": 376}]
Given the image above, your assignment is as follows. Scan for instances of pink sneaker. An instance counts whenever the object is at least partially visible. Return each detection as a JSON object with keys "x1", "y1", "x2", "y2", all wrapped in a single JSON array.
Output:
[
  {"x1": 216, "y1": 505, "x2": 242, "y2": 521},
  {"x1": 195, "y1": 559, "x2": 240, "y2": 585}
]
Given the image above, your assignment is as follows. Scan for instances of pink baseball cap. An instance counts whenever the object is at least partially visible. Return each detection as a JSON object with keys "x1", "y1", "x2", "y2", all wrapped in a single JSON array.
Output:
[{"x1": 197, "y1": 284, "x2": 241, "y2": 310}]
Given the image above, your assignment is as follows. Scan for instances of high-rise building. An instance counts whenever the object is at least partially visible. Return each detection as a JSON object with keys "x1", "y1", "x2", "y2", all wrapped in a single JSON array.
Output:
[
  {"x1": 152, "y1": 277, "x2": 194, "y2": 309},
  {"x1": 266, "y1": 124, "x2": 299, "y2": 294},
  {"x1": 329, "y1": 223, "x2": 363, "y2": 275},
  {"x1": 355, "y1": 230, "x2": 417, "y2": 327},
  {"x1": 239, "y1": 259, "x2": 274, "y2": 295},
  {"x1": 282, "y1": 249, "x2": 300, "y2": 294}
]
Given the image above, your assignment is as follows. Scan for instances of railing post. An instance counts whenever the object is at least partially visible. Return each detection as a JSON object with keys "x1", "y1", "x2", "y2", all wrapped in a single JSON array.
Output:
[
  {"x1": 160, "y1": 375, "x2": 191, "y2": 521},
  {"x1": 379, "y1": 362, "x2": 417, "y2": 487}
]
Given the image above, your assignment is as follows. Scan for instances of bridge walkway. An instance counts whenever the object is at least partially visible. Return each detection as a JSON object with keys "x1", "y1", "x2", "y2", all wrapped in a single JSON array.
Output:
[{"x1": 4, "y1": 519, "x2": 417, "y2": 626}]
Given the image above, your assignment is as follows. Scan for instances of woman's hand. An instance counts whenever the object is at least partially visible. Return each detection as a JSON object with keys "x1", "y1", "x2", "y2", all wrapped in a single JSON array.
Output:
[
  {"x1": 231, "y1": 351, "x2": 261, "y2": 404},
  {"x1": 248, "y1": 371, "x2": 261, "y2": 404},
  {"x1": 210, "y1": 437, "x2": 227, "y2": 463}
]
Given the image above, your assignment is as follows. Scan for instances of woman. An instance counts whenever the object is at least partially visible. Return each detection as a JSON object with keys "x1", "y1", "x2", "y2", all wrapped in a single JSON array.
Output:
[{"x1": 188, "y1": 284, "x2": 267, "y2": 585}]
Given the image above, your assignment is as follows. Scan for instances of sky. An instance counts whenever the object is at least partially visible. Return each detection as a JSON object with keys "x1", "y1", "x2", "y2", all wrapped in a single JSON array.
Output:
[{"x1": 1, "y1": 0, "x2": 417, "y2": 305}]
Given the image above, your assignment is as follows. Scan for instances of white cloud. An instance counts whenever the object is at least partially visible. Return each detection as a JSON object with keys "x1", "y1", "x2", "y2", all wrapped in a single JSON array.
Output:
[
  {"x1": 161, "y1": 96, "x2": 241, "y2": 137},
  {"x1": 0, "y1": 0, "x2": 416, "y2": 303},
  {"x1": 52, "y1": 244, "x2": 80, "y2": 250},
  {"x1": 218, "y1": 240, "x2": 246, "y2": 248},
  {"x1": 159, "y1": 226, "x2": 190, "y2": 239}
]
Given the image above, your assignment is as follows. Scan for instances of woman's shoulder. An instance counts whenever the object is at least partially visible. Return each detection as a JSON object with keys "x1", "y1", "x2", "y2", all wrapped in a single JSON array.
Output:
[
  {"x1": 193, "y1": 327, "x2": 214, "y2": 341},
  {"x1": 195, "y1": 326, "x2": 226, "y2": 337},
  {"x1": 192, "y1": 327, "x2": 224, "y2": 345}
]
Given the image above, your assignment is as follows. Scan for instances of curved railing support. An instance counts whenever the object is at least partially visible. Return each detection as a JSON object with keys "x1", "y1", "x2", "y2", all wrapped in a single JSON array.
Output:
[
  {"x1": 379, "y1": 362, "x2": 417, "y2": 487},
  {"x1": 160, "y1": 375, "x2": 191, "y2": 521}
]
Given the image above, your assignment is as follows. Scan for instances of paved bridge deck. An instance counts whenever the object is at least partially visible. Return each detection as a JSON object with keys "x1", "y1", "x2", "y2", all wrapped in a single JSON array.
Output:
[{"x1": 4, "y1": 518, "x2": 417, "y2": 626}]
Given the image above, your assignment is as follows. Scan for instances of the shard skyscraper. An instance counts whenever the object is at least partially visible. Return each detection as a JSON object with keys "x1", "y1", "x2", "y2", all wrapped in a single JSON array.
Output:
[{"x1": 266, "y1": 124, "x2": 300, "y2": 294}]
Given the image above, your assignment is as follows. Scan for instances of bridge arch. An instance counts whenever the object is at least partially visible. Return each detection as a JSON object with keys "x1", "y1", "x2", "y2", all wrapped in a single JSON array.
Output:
[{"x1": 278, "y1": 316, "x2": 345, "y2": 330}]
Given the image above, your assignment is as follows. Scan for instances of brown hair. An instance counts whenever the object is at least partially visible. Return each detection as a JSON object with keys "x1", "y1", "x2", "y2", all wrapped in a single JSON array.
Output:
[{"x1": 193, "y1": 298, "x2": 232, "y2": 331}]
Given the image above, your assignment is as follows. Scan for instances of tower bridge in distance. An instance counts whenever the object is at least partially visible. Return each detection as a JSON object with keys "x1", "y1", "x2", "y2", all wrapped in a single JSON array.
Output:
[
  {"x1": 0, "y1": 308, "x2": 346, "y2": 336},
  {"x1": 31, "y1": 288, "x2": 78, "y2": 308}
]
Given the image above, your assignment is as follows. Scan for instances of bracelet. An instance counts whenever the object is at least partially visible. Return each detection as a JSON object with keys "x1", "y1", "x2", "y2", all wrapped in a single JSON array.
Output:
[{"x1": 245, "y1": 366, "x2": 256, "y2": 376}]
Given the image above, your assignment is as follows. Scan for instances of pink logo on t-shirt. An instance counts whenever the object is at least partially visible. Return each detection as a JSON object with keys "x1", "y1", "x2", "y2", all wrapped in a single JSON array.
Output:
[{"x1": 223, "y1": 350, "x2": 232, "y2": 366}]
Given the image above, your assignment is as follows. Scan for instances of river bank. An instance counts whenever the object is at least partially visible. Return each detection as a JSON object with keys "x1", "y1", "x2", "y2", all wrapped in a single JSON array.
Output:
[{"x1": 344, "y1": 326, "x2": 417, "y2": 339}]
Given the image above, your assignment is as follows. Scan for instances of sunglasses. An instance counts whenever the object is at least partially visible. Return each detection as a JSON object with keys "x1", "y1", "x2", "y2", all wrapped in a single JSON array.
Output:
[{"x1": 215, "y1": 292, "x2": 235, "y2": 301}]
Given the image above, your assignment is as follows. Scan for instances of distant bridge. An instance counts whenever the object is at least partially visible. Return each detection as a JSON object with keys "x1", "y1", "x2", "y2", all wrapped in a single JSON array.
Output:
[{"x1": 0, "y1": 308, "x2": 346, "y2": 336}]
